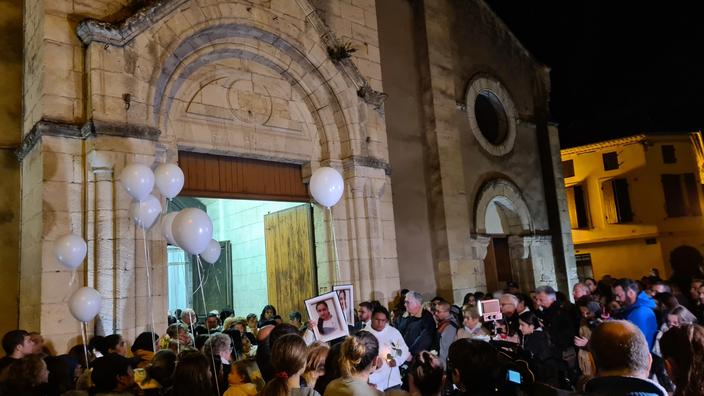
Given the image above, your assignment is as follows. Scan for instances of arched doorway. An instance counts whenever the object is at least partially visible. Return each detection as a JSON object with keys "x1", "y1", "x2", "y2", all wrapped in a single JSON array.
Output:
[{"x1": 474, "y1": 179, "x2": 537, "y2": 293}]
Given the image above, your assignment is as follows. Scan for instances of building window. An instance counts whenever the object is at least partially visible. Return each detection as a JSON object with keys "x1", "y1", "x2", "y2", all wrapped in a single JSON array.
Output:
[
  {"x1": 563, "y1": 160, "x2": 575, "y2": 178},
  {"x1": 474, "y1": 91, "x2": 509, "y2": 145},
  {"x1": 661, "y1": 173, "x2": 701, "y2": 217},
  {"x1": 465, "y1": 76, "x2": 517, "y2": 157},
  {"x1": 602, "y1": 152, "x2": 619, "y2": 171},
  {"x1": 575, "y1": 253, "x2": 594, "y2": 280},
  {"x1": 566, "y1": 184, "x2": 590, "y2": 229},
  {"x1": 602, "y1": 178, "x2": 633, "y2": 223},
  {"x1": 661, "y1": 145, "x2": 676, "y2": 164}
]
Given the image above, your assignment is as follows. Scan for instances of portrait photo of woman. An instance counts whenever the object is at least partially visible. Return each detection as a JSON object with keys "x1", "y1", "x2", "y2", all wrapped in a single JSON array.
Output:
[{"x1": 305, "y1": 291, "x2": 349, "y2": 342}]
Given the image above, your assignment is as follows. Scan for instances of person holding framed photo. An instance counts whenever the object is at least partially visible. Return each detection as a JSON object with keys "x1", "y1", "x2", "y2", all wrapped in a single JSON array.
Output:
[{"x1": 306, "y1": 292, "x2": 349, "y2": 343}]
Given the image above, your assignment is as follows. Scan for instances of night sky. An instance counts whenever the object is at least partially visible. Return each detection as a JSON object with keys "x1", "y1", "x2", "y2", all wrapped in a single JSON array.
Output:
[{"x1": 485, "y1": 1, "x2": 704, "y2": 148}]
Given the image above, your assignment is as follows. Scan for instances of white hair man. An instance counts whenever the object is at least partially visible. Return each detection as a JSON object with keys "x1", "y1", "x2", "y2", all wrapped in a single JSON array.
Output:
[
  {"x1": 395, "y1": 291, "x2": 437, "y2": 361},
  {"x1": 180, "y1": 308, "x2": 197, "y2": 333}
]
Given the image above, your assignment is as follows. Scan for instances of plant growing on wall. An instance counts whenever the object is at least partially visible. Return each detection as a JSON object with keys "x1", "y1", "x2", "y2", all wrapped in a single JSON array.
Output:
[{"x1": 328, "y1": 42, "x2": 356, "y2": 62}]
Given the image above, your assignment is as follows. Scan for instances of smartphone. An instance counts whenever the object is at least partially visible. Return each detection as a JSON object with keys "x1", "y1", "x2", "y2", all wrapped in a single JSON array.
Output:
[{"x1": 507, "y1": 369, "x2": 521, "y2": 384}]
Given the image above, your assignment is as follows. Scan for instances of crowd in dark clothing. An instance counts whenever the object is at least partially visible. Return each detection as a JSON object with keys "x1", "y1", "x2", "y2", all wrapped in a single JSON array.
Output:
[{"x1": 2, "y1": 270, "x2": 704, "y2": 396}]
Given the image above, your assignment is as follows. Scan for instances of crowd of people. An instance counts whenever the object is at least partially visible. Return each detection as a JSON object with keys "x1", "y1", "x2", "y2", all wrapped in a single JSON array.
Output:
[{"x1": 1, "y1": 271, "x2": 704, "y2": 396}]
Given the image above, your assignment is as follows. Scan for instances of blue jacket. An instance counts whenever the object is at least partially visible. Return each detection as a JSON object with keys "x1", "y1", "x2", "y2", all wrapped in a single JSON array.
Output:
[{"x1": 624, "y1": 291, "x2": 658, "y2": 350}]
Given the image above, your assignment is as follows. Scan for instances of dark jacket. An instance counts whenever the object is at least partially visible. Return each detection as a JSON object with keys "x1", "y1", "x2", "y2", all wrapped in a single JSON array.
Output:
[
  {"x1": 522, "y1": 330, "x2": 563, "y2": 387},
  {"x1": 539, "y1": 302, "x2": 577, "y2": 353},
  {"x1": 583, "y1": 376, "x2": 667, "y2": 396},
  {"x1": 622, "y1": 292, "x2": 658, "y2": 351},
  {"x1": 395, "y1": 310, "x2": 437, "y2": 355}
]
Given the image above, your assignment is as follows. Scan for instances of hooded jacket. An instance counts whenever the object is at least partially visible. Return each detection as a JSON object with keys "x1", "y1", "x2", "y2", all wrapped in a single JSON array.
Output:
[{"x1": 623, "y1": 291, "x2": 658, "y2": 350}]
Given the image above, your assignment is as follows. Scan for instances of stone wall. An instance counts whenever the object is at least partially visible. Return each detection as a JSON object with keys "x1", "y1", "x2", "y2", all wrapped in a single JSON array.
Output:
[
  {"x1": 17, "y1": 0, "x2": 399, "y2": 352},
  {"x1": 0, "y1": 0, "x2": 22, "y2": 337},
  {"x1": 376, "y1": 0, "x2": 436, "y2": 295},
  {"x1": 379, "y1": 0, "x2": 570, "y2": 303}
]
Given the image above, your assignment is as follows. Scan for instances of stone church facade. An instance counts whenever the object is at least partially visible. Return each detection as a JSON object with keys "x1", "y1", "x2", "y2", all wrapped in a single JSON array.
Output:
[{"x1": 0, "y1": 0, "x2": 577, "y2": 352}]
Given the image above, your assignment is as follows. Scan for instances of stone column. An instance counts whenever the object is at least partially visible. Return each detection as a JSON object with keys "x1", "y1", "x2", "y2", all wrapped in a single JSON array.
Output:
[
  {"x1": 312, "y1": 160, "x2": 399, "y2": 307},
  {"x1": 508, "y1": 235, "x2": 535, "y2": 292},
  {"x1": 87, "y1": 155, "x2": 117, "y2": 335},
  {"x1": 459, "y1": 235, "x2": 491, "y2": 298},
  {"x1": 529, "y1": 235, "x2": 558, "y2": 289}
]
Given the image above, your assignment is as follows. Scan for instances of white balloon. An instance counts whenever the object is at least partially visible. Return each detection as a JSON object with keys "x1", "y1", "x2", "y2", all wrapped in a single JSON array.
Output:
[
  {"x1": 129, "y1": 195, "x2": 162, "y2": 229},
  {"x1": 309, "y1": 167, "x2": 345, "y2": 208},
  {"x1": 68, "y1": 287, "x2": 102, "y2": 322},
  {"x1": 120, "y1": 163, "x2": 155, "y2": 202},
  {"x1": 53, "y1": 234, "x2": 87, "y2": 270},
  {"x1": 162, "y1": 212, "x2": 179, "y2": 245},
  {"x1": 201, "y1": 239, "x2": 221, "y2": 264},
  {"x1": 155, "y1": 163, "x2": 185, "y2": 199},
  {"x1": 172, "y1": 208, "x2": 213, "y2": 255}
]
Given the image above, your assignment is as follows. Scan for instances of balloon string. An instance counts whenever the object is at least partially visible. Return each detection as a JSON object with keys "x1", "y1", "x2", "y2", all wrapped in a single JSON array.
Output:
[
  {"x1": 196, "y1": 255, "x2": 220, "y2": 396},
  {"x1": 192, "y1": 261, "x2": 210, "y2": 297},
  {"x1": 142, "y1": 226, "x2": 156, "y2": 336},
  {"x1": 62, "y1": 270, "x2": 78, "y2": 302},
  {"x1": 80, "y1": 322, "x2": 90, "y2": 370},
  {"x1": 328, "y1": 207, "x2": 341, "y2": 284}
]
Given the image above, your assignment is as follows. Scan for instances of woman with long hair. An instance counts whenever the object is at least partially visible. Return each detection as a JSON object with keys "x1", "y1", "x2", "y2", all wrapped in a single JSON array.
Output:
[
  {"x1": 259, "y1": 305, "x2": 278, "y2": 327},
  {"x1": 518, "y1": 311, "x2": 561, "y2": 388},
  {"x1": 324, "y1": 331, "x2": 381, "y2": 396},
  {"x1": 302, "y1": 342, "x2": 329, "y2": 389},
  {"x1": 134, "y1": 349, "x2": 177, "y2": 395},
  {"x1": 260, "y1": 333, "x2": 317, "y2": 396},
  {"x1": 660, "y1": 324, "x2": 704, "y2": 396},
  {"x1": 167, "y1": 350, "x2": 215, "y2": 396},
  {"x1": 132, "y1": 331, "x2": 159, "y2": 368}
]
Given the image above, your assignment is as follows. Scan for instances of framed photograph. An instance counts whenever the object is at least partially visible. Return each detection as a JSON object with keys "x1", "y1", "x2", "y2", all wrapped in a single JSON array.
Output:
[
  {"x1": 333, "y1": 284, "x2": 354, "y2": 326},
  {"x1": 305, "y1": 291, "x2": 349, "y2": 342}
]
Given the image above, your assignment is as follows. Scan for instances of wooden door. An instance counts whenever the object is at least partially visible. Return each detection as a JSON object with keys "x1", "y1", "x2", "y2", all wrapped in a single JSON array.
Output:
[
  {"x1": 264, "y1": 204, "x2": 316, "y2": 320},
  {"x1": 192, "y1": 241, "x2": 233, "y2": 318},
  {"x1": 484, "y1": 237, "x2": 511, "y2": 292}
]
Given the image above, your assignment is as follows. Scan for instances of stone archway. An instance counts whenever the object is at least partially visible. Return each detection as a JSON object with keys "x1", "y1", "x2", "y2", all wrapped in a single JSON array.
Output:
[
  {"x1": 471, "y1": 178, "x2": 555, "y2": 292},
  {"x1": 13, "y1": 0, "x2": 400, "y2": 349}
]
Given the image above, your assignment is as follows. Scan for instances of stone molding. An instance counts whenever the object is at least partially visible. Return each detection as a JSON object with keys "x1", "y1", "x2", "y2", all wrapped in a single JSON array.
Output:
[
  {"x1": 16, "y1": 118, "x2": 161, "y2": 161},
  {"x1": 76, "y1": 0, "x2": 190, "y2": 46},
  {"x1": 474, "y1": 177, "x2": 533, "y2": 234},
  {"x1": 344, "y1": 156, "x2": 392, "y2": 176},
  {"x1": 76, "y1": 0, "x2": 387, "y2": 112}
]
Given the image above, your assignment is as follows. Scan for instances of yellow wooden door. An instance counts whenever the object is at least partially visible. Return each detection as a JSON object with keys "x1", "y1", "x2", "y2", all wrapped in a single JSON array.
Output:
[{"x1": 265, "y1": 204, "x2": 316, "y2": 320}]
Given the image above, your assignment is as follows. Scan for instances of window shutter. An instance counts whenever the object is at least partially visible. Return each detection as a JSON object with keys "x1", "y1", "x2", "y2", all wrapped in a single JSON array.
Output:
[
  {"x1": 602, "y1": 180, "x2": 618, "y2": 224},
  {"x1": 613, "y1": 179, "x2": 633, "y2": 223},
  {"x1": 661, "y1": 174, "x2": 686, "y2": 217},
  {"x1": 566, "y1": 187, "x2": 579, "y2": 229},
  {"x1": 684, "y1": 173, "x2": 701, "y2": 216}
]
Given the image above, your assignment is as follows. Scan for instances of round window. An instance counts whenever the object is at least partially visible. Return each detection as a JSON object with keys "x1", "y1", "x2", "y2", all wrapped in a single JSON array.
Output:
[
  {"x1": 465, "y1": 76, "x2": 517, "y2": 156},
  {"x1": 474, "y1": 90, "x2": 508, "y2": 145}
]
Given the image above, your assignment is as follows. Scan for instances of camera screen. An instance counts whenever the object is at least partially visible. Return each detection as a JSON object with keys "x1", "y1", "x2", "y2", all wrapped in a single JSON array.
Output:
[
  {"x1": 479, "y1": 299, "x2": 500, "y2": 315},
  {"x1": 507, "y1": 370, "x2": 521, "y2": 384}
]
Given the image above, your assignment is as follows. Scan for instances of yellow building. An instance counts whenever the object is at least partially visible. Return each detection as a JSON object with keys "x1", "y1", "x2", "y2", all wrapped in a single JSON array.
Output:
[{"x1": 561, "y1": 133, "x2": 704, "y2": 281}]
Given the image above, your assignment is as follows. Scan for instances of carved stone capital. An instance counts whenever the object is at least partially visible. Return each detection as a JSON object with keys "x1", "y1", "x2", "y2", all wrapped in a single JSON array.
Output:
[
  {"x1": 357, "y1": 84, "x2": 388, "y2": 113},
  {"x1": 469, "y1": 235, "x2": 491, "y2": 260}
]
